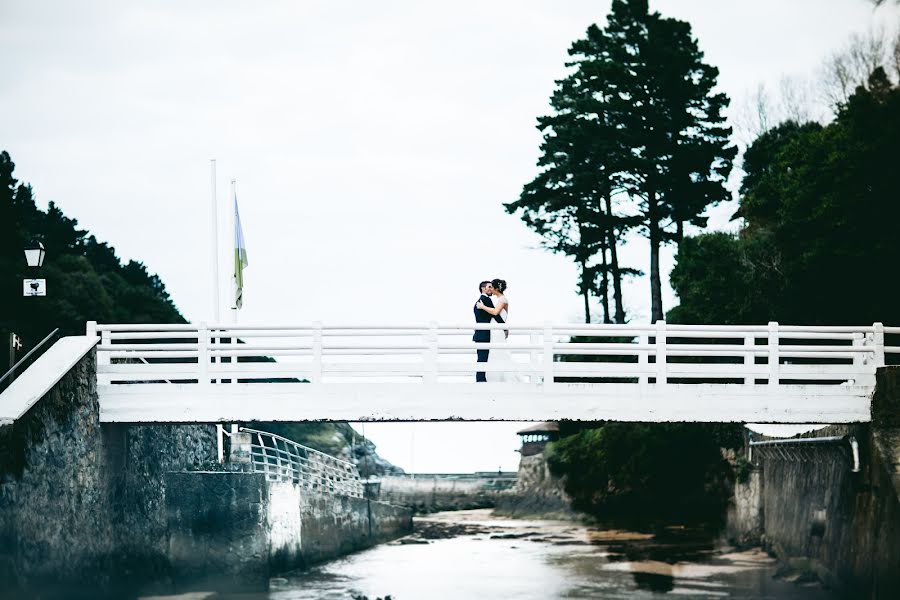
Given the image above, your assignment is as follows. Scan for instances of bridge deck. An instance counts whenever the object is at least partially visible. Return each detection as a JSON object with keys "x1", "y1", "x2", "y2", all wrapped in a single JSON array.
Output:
[
  {"x1": 97, "y1": 381, "x2": 873, "y2": 423},
  {"x1": 90, "y1": 321, "x2": 897, "y2": 423}
]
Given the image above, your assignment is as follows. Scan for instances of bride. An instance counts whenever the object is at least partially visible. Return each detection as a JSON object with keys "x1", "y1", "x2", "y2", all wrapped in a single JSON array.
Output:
[{"x1": 475, "y1": 279, "x2": 521, "y2": 382}]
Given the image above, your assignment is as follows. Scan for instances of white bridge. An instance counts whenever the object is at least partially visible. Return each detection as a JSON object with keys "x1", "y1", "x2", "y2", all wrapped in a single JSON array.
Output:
[{"x1": 89, "y1": 321, "x2": 898, "y2": 423}]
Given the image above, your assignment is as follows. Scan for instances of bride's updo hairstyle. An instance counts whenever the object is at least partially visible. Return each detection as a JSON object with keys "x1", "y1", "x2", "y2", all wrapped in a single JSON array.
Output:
[{"x1": 491, "y1": 278, "x2": 507, "y2": 293}]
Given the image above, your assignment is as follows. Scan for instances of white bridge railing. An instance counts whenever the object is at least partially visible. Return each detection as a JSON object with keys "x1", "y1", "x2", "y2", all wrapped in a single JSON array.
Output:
[{"x1": 88, "y1": 321, "x2": 898, "y2": 388}]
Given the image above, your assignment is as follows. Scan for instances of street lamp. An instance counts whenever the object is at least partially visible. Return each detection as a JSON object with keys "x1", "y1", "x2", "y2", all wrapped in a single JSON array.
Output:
[
  {"x1": 24, "y1": 241, "x2": 46, "y2": 268},
  {"x1": 23, "y1": 241, "x2": 47, "y2": 297},
  {"x1": 8, "y1": 241, "x2": 47, "y2": 374}
]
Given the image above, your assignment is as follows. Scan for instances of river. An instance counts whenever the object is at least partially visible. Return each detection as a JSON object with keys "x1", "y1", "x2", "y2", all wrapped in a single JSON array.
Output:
[{"x1": 151, "y1": 509, "x2": 838, "y2": 600}]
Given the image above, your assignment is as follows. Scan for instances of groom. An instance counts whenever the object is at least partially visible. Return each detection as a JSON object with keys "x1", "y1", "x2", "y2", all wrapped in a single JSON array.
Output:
[{"x1": 474, "y1": 280, "x2": 504, "y2": 382}]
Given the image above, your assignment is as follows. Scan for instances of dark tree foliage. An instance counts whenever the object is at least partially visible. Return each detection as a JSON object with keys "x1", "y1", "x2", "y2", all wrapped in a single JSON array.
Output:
[
  {"x1": 667, "y1": 231, "x2": 783, "y2": 325},
  {"x1": 546, "y1": 421, "x2": 739, "y2": 525},
  {"x1": 669, "y1": 69, "x2": 900, "y2": 327},
  {"x1": 604, "y1": 0, "x2": 736, "y2": 322},
  {"x1": 0, "y1": 150, "x2": 184, "y2": 355},
  {"x1": 509, "y1": 0, "x2": 734, "y2": 323},
  {"x1": 634, "y1": 73, "x2": 900, "y2": 523},
  {"x1": 507, "y1": 24, "x2": 638, "y2": 324}
]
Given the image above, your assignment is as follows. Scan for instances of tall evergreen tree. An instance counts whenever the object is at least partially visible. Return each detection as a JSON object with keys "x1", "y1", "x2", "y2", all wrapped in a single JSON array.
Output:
[
  {"x1": 568, "y1": 24, "x2": 642, "y2": 323},
  {"x1": 604, "y1": 0, "x2": 735, "y2": 322},
  {"x1": 507, "y1": 24, "x2": 638, "y2": 323},
  {"x1": 509, "y1": 1, "x2": 733, "y2": 323}
]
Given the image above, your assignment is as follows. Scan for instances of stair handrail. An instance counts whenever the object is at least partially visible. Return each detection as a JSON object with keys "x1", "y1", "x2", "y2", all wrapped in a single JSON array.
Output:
[{"x1": 0, "y1": 328, "x2": 61, "y2": 392}]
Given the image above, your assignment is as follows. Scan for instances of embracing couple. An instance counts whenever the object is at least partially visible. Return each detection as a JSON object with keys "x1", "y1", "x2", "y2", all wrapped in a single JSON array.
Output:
[{"x1": 473, "y1": 278, "x2": 516, "y2": 383}]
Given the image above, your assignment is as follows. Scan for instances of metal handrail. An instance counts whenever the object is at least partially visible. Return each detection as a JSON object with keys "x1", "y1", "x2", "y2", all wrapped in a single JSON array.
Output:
[
  {"x1": 749, "y1": 434, "x2": 860, "y2": 472},
  {"x1": 0, "y1": 328, "x2": 60, "y2": 392},
  {"x1": 750, "y1": 436, "x2": 845, "y2": 446},
  {"x1": 238, "y1": 426, "x2": 363, "y2": 497}
]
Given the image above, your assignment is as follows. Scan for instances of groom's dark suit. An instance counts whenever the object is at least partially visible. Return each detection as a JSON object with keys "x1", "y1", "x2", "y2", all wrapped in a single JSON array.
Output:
[{"x1": 474, "y1": 294, "x2": 504, "y2": 382}]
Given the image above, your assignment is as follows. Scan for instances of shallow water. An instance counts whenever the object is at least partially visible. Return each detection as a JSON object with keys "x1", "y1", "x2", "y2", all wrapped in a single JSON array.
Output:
[{"x1": 157, "y1": 510, "x2": 839, "y2": 600}]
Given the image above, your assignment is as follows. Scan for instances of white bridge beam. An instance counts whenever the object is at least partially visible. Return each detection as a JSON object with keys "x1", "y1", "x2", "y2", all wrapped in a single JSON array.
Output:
[{"x1": 97, "y1": 382, "x2": 872, "y2": 424}]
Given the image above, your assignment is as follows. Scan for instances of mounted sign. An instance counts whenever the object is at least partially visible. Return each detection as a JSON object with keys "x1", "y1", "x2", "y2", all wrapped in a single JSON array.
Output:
[{"x1": 23, "y1": 278, "x2": 47, "y2": 297}]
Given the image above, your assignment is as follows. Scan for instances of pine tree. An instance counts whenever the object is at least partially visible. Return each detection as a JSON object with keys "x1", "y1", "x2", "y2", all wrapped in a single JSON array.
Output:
[
  {"x1": 604, "y1": 0, "x2": 735, "y2": 322},
  {"x1": 507, "y1": 24, "x2": 638, "y2": 323}
]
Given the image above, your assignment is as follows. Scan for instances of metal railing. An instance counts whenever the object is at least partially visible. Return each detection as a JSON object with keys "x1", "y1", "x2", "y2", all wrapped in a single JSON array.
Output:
[
  {"x1": 235, "y1": 426, "x2": 363, "y2": 497},
  {"x1": 89, "y1": 321, "x2": 897, "y2": 388},
  {"x1": 749, "y1": 435, "x2": 861, "y2": 472},
  {"x1": 0, "y1": 328, "x2": 60, "y2": 394}
]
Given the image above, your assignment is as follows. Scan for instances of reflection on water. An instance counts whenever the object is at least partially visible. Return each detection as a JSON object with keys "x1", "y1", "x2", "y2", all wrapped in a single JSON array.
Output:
[
  {"x1": 154, "y1": 510, "x2": 838, "y2": 600},
  {"x1": 632, "y1": 571, "x2": 675, "y2": 593}
]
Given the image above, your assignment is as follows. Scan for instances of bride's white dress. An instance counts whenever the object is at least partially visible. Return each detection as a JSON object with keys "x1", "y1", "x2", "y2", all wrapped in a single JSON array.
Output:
[{"x1": 486, "y1": 296, "x2": 521, "y2": 382}]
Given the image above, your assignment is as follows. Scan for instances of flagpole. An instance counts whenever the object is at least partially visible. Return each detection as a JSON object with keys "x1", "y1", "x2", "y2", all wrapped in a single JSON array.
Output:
[
  {"x1": 210, "y1": 159, "x2": 221, "y2": 324},
  {"x1": 230, "y1": 178, "x2": 238, "y2": 324}
]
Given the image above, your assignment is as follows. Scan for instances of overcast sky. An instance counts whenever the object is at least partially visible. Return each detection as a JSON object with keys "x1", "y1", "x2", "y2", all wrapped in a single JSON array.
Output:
[{"x1": 3, "y1": 1, "x2": 898, "y2": 472}]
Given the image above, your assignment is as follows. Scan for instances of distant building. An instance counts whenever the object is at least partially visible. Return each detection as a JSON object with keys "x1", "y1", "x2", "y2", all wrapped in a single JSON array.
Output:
[{"x1": 516, "y1": 422, "x2": 559, "y2": 457}]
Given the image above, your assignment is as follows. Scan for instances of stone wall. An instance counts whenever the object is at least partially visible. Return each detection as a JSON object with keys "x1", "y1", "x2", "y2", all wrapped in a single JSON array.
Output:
[
  {"x1": 375, "y1": 473, "x2": 516, "y2": 512},
  {"x1": 724, "y1": 460, "x2": 762, "y2": 547},
  {"x1": 373, "y1": 460, "x2": 577, "y2": 519},
  {"x1": 166, "y1": 471, "x2": 412, "y2": 592},
  {"x1": 0, "y1": 348, "x2": 108, "y2": 594},
  {"x1": 757, "y1": 426, "x2": 899, "y2": 596},
  {"x1": 166, "y1": 472, "x2": 270, "y2": 593},
  {"x1": 0, "y1": 348, "x2": 217, "y2": 597},
  {"x1": 293, "y1": 489, "x2": 412, "y2": 566},
  {"x1": 495, "y1": 453, "x2": 577, "y2": 518},
  {"x1": 728, "y1": 366, "x2": 900, "y2": 598}
]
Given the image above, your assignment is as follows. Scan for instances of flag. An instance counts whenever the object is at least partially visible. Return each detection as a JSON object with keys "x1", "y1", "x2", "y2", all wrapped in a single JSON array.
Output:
[{"x1": 233, "y1": 191, "x2": 248, "y2": 309}]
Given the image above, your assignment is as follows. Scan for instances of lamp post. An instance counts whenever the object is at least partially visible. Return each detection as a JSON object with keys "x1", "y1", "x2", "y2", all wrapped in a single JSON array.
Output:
[
  {"x1": 6, "y1": 242, "x2": 47, "y2": 378},
  {"x1": 23, "y1": 241, "x2": 47, "y2": 297},
  {"x1": 24, "y1": 240, "x2": 46, "y2": 268}
]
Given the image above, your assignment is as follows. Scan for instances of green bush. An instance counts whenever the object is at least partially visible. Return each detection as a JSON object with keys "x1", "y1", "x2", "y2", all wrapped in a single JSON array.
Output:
[{"x1": 547, "y1": 422, "x2": 738, "y2": 525}]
